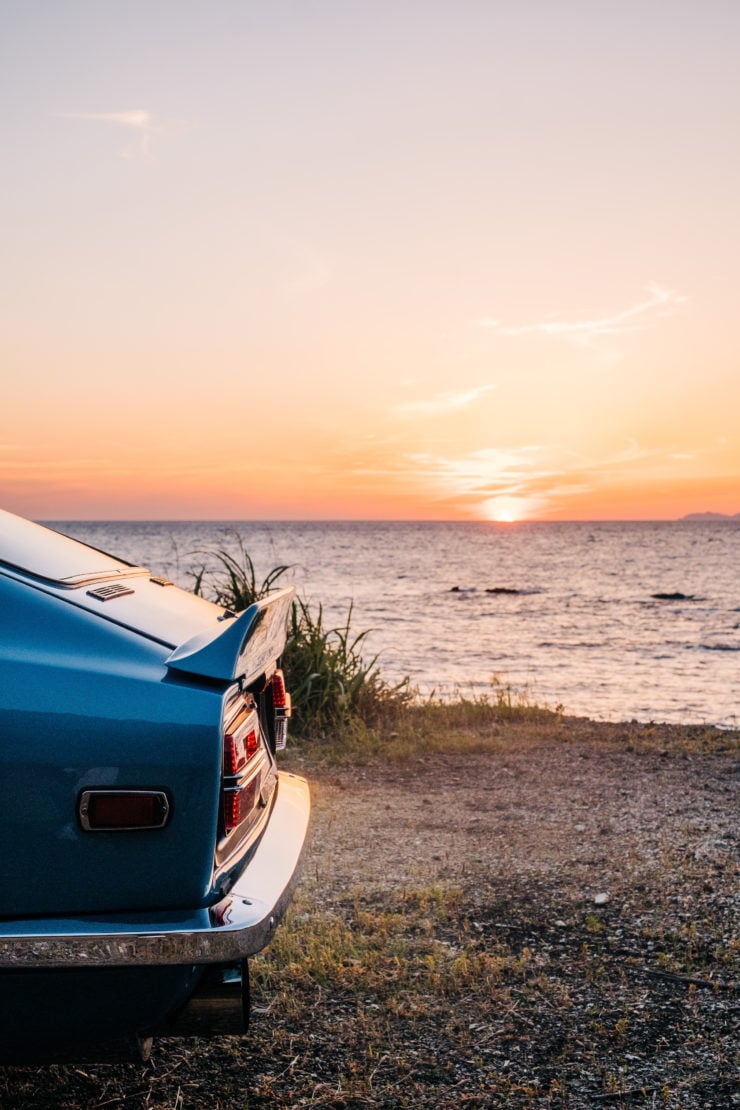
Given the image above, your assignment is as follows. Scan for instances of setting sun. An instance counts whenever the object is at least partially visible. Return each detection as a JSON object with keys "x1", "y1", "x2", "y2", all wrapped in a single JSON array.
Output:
[{"x1": 481, "y1": 498, "x2": 526, "y2": 523}]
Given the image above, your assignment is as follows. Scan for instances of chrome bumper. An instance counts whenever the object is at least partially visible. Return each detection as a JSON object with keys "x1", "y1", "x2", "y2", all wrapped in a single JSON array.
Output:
[{"x1": 0, "y1": 772, "x2": 310, "y2": 970}]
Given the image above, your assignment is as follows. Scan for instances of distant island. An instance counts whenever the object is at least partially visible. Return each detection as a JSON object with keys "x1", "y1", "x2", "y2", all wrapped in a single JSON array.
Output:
[{"x1": 680, "y1": 511, "x2": 740, "y2": 521}]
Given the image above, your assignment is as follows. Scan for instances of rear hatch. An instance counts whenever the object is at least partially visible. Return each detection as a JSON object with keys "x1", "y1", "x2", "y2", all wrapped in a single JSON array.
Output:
[
  {"x1": 0, "y1": 509, "x2": 235, "y2": 652},
  {"x1": 0, "y1": 510, "x2": 294, "y2": 681}
]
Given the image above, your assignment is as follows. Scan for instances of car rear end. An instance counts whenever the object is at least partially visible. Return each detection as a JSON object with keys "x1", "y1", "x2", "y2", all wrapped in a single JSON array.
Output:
[{"x1": 0, "y1": 511, "x2": 310, "y2": 1059}]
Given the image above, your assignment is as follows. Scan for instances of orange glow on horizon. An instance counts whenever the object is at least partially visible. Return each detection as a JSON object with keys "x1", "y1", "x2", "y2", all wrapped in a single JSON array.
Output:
[
  {"x1": 1, "y1": 7, "x2": 738, "y2": 523},
  {"x1": 3, "y1": 448, "x2": 737, "y2": 523}
]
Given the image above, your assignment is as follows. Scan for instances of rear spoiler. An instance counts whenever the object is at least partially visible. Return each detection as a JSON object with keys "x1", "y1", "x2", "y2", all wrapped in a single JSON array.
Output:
[{"x1": 165, "y1": 587, "x2": 295, "y2": 685}]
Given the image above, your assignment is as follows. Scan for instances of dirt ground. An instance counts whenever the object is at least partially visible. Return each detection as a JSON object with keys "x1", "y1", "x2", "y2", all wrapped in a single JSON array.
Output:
[{"x1": 1, "y1": 718, "x2": 738, "y2": 1108}]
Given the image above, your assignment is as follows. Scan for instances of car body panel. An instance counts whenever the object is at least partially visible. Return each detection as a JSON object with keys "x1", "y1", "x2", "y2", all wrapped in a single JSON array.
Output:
[{"x1": 0, "y1": 572, "x2": 223, "y2": 917}]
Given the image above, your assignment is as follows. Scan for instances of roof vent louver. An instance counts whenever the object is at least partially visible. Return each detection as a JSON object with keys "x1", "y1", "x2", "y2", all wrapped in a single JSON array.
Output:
[{"x1": 86, "y1": 583, "x2": 135, "y2": 602}]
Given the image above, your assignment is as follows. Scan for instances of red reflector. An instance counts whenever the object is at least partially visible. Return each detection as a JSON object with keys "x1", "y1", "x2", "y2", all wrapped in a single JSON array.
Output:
[{"x1": 80, "y1": 791, "x2": 170, "y2": 831}]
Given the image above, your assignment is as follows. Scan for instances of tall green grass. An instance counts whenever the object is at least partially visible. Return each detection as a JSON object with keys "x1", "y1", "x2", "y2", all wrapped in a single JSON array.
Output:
[
  {"x1": 192, "y1": 542, "x2": 409, "y2": 736},
  {"x1": 191, "y1": 536, "x2": 290, "y2": 611}
]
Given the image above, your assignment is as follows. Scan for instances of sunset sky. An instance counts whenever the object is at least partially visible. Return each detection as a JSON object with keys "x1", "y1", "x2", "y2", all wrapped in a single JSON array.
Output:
[{"x1": 1, "y1": 1, "x2": 738, "y2": 521}]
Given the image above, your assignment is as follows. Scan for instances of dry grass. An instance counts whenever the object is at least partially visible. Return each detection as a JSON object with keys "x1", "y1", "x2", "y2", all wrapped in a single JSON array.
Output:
[{"x1": 1, "y1": 707, "x2": 737, "y2": 1109}]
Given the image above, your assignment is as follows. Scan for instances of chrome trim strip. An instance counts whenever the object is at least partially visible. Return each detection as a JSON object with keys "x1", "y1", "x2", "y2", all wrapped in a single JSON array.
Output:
[
  {"x1": 0, "y1": 773, "x2": 310, "y2": 970},
  {"x1": 0, "y1": 563, "x2": 150, "y2": 591}
]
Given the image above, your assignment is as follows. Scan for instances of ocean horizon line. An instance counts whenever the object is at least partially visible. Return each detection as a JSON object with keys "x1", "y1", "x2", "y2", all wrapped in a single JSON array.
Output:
[{"x1": 40, "y1": 515, "x2": 740, "y2": 526}]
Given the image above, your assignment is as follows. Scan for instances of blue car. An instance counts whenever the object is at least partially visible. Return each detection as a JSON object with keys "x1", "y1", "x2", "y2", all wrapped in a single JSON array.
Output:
[{"x1": 0, "y1": 510, "x2": 310, "y2": 1061}]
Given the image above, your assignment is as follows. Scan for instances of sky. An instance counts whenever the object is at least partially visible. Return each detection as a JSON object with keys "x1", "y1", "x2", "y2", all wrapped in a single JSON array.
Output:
[{"x1": 1, "y1": 0, "x2": 739, "y2": 522}]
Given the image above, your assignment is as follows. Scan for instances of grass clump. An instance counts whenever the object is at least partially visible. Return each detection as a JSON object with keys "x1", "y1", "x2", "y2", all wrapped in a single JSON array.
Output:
[
  {"x1": 192, "y1": 540, "x2": 409, "y2": 737},
  {"x1": 283, "y1": 595, "x2": 408, "y2": 734},
  {"x1": 191, "y1": 535, "x2": 290, "y2": 611}
]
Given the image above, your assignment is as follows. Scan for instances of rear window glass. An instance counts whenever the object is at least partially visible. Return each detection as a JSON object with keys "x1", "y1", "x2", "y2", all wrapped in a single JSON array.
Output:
[{"x1": 0, "y1": 511, "x2": 140, "y2": 585}]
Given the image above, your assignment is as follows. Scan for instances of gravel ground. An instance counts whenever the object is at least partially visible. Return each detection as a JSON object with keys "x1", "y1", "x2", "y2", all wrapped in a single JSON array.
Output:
[{"x1": 1, "y1": 718, "x2": 737, "y2": 1108}]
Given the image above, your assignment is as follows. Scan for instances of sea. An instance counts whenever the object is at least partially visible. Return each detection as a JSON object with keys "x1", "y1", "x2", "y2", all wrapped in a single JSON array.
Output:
[{"x1": 47, "y1": 520, "x2": 740, "y2": 728}]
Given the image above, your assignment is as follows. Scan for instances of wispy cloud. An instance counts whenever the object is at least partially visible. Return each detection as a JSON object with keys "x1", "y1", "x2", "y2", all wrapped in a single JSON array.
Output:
[
  {"x1": 403, "y1": 444, "x2": 560, "y2": 520},
  {"x1": 478, "y1": 283, "x2": 687, "y2": 346},
  {"x1": 407, "y1": 444, "x2": 554, "y2": 491},
  {"x1": 392, "y1": 439, "x2": 678, "y2": 520},
  {"x1": 59, "y1": 109, "x2": 190, "y2": 159},
  {"x1": 396, "y1": 383, "x2": 496, "y2": 418},
  {"x1": 70, "y1": 110, "x2": 153, "y2": 128}
]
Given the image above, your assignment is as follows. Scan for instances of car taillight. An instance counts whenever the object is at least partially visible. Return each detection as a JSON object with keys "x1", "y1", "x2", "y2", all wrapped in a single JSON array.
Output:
[
  {"x1": 271, "y1": 669, "x2": 292, "y2": 751},
  {"x1": 271, "y1": 670, "x2": 287, "y2": 709},
  {"x1": 223, "y1": 707, "x2": 261, "y2": 775},
  {"x1": 224, "y1": 725, "x2": 259, "y2": 776},
  {"x1": 222, "y1": 706, "x2": 263, "y2": 835},
  {"x1": 223, "y1": 776, "x2": 259, "y2": 834}
]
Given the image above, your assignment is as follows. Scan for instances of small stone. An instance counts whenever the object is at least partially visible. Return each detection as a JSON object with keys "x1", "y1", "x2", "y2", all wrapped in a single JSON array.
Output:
[
  {"x1": 555, "y1": 919, "x2": 567, "y2": 928},
  {"x1": 594, "y1": 892, "x2": 610, "y2": 905}
]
